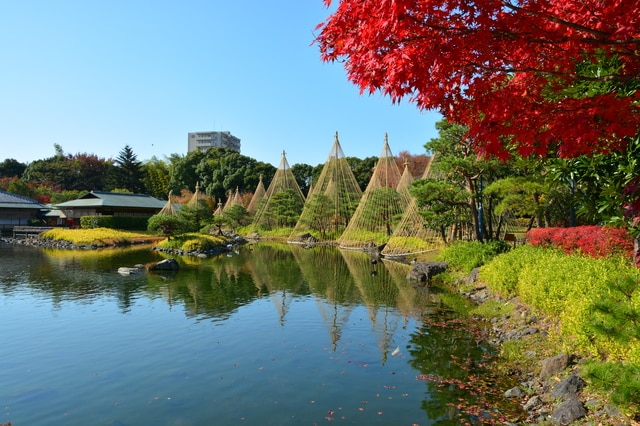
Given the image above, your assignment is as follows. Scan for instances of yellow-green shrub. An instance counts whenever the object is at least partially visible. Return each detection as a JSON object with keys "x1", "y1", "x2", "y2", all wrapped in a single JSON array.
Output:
[
  {"x1": 479, "y1": 244, "x2": 545, "y2": 297},
  {"x1": 41, "y1": 227, "x2": 149, "y2": 246},
  {"x1": 481, "y1": 247, "x2": 640, "y2": 364},
  {"x1": 156, "y1": 233, "x2": 226, "y2": 252}
]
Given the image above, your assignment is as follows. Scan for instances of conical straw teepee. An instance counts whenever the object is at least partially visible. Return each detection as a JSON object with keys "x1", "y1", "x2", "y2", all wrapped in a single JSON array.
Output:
[
  {"x1": 247, "y1": 175, "x2": 266, "y2": 213},
  {"x1": 187, "y1": 182, "x2": 206, "y2": 206},
  {"x1": 396, "y1": 161, "x2": 415, "y2": 193},
  {"x1": 250, "y1": 151, "x2": 306, "y2": 235},
  {"x1": 382, "y1": 154, "x2": 442, "y2": 257},
  {"x1": 213, "y1": 198, "x2": 223, "y2": 216},
  {"x1": 223, "y1": 190, "x2": 234, "y2": 211},
  {"x1": 158, "y1": 190, "x2": 178, "y2": 215},
  {"x1": 289, "y1": 132, "x2": 363, "y2": 243},
  {"x1": 338, "y1": 134, "x2": 412, "y2": 250}
]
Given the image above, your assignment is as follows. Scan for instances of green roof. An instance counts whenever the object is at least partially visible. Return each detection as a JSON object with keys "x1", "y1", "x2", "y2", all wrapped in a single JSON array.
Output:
[
  {"x1": 55, "y1": 191, "x2": 166, "y2": 209},
  {"x1": 0, "y1": 190, "x2": 47, "y2": 210}
]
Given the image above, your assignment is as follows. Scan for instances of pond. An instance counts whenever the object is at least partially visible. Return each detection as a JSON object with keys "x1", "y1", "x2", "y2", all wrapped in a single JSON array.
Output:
[{"x1": 0, "y1": 242, "x2": 519, "y2": 425}]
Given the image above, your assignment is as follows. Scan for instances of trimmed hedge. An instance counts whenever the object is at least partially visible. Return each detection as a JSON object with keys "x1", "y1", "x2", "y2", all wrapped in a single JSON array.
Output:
[{"x1": 80, "y1": 215, "x2": 149, "y2": 231}]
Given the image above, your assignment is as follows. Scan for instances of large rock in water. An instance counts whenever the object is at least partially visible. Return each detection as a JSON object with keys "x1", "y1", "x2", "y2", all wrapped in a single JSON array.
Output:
[
  {"x1": 117, "y1": 267, "x2": 141, "y2": 275},
  {"x1": 406, "y1": 262, "x2": 448, "y2": 283},
  {"x1": 148, "y1": 258, "x2": 180, "y2": 271}
]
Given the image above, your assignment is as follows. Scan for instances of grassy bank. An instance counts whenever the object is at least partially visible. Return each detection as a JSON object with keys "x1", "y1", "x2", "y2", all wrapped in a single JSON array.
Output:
[
  {"x1": 436, "y1": 241, "x2": 640, "y2": 419},
  {"x1": 41, "y1": 227, "x2": 163, "y2": 246}
]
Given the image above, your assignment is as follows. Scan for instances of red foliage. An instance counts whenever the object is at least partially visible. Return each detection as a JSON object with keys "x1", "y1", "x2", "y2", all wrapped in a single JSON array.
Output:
[
  {"x1": 37, "y1": 195, "x2": 52, "y2": 204},
  {"x1": 316, "y1": 0, "x2": 640, "y2": 160},
  {"x1": 526, "y1": 226, "x2": 634, "y2": 259}
]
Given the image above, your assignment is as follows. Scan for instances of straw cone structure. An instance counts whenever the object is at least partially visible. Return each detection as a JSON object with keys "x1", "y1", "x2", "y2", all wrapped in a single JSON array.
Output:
[
  {"x1": 250, "y1": 151, "x2": 306, "y2": 233},
  {"x1": 187, "y1": 182, "x2": 206, "y2": 206},
  {"x1": 158, "y1": 190, "x2": 177, "y2": 215},
  {"x1": 289, "y1": 132, "x2": 363, "y2": 242},
  {"x1": 213, "y1": 198, "x2": 223, "y2": 216},
  {"x1": 232, "y1": 187, "x2": 244, "y2": 207},
  {"x1": 223, "y1": 187, "x2": 244, "y2": 212},
  {"x1": 396, "y1": 162, "x2": 415, "y2": 193},
  {"x1": 222, "y1": 190, "x2": 234, "y2": 211},
  {"x1": 382, "y1": 155, "x2": 443, "y2": 257},
  {"x1": 247, "y1": 175, "x2": 266, "y2": 213},
  {"x1": 337, "y1": 134, "x2": 412, "y2": 250}
]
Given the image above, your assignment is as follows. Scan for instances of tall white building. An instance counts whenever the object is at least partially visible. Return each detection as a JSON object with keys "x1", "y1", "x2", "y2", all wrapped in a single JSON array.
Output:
[{"x1": 188, "y1": 131, "x2": 241, "y2": 153}]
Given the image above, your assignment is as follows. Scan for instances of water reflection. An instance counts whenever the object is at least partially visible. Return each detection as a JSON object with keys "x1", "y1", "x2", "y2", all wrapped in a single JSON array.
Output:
[
  {"x1": 243, "y1": 243, "x2": 307, "y2": 323},
  {"x1": 0, "y1": 242, "x2": 520, "y2": 424}
]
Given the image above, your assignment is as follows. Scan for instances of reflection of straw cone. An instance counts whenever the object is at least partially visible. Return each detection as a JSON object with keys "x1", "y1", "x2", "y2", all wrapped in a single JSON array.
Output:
[
  {"x1": 290, "y1": 245, "x2": 359, "y2": 350},
  {"x1": 382, "y1": 259, "x2": 437, "y2": 318},
  {"x1": 340, "y1": 250, "x2": 402, "y2": 365}
]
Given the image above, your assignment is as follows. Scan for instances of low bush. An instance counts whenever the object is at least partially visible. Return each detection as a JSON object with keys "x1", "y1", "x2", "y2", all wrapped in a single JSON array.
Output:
[
  {"x1": 478, "y1": 244, "x2": 546, "y2": 297},
  {"x1": 438, "y1": 240, "x2": 511, "y2": 274},
  {"x1": 480, "y1": 245, "x2": 640, "y2": 408},
  {"x1": 526, "y1": 225, "x2": 634, "y2": 259},
  {"x1": 156, "y1": 233, "x2": 226, "y2": 252},
  {"x1": 581, "y1": 361, "x2": 640, "y2": 410},
  {"x1": 81, "y1": 215, "x2": 149, "y2": 231}
]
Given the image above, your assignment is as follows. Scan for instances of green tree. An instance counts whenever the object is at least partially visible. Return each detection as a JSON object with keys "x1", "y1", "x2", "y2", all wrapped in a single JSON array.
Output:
[
  {"x1": 197, "y1": 149, "x2": 275, "y2": 200},
  {"x1": 346, "y1": 156, "x2": 377, "y2": 192},
  {"x1": 422, "y1": 120, "x2": 512, "y2": 241},
  {"x1": 109, "y1": 145, "x2": 144, "y2": 193},
  {"x1": 261, "y1": 189, "x2": 304, "y2": 229},
  {"x1": 544, "y1": 136, "x2": 640, "y2": 229},
  {"x1": 484, "y1": 177, "x2": 547, "y2": 229},
  {"x1": 23, "y1": 154, "x2": 75, "y2": 190},
  {"x1": 411, "y1": 178, "x2": 477, "y2": 243},
  {"x1": 177, "y1": 201, "x2": 212, "y2": 233},
  {"x1": 358, "y1": 187, "x2": 403, "y2": 236},
  {"x1": 222, "y1": 204, "x2": 251, "y2": 231},
  {"x1": 142, "y1": 156, "x2": 170, "y2": 198},
  {"x1": 291, "y1": 163, "x2": 314, "y2": 195},
  {"x1": 167, "y1": 151, "x2": 206, "y2": 195},
  {"x1": 170, "y1": 148, "x2": 276, "y2": 200},
  {"x1": 23, "y1": 151, "x2": 111, "y2": 192},
  {"x1": 7, "y1": 179, "x2": 35, "y2": 199},
  {"x1": 0, "y1": 158, "x2": 27, "y2": 178},
  {"x1": 147, "y1": 214, "x2": 184, "y2": 239},
  {"x1": 299, "y1": 193, "x2": 334, "y2": 239}
]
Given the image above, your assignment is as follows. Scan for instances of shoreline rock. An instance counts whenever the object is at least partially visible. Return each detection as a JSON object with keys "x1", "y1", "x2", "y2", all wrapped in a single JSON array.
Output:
[
  {"x1": 0, "y1": 236, "x2": 153, "y2": 250},
  {"x1": 458, "y1": 274, "x2": 633, "y2": 425}
]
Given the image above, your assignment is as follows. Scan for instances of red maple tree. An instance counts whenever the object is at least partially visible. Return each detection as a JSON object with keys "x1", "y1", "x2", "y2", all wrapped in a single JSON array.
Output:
[{"x1": 315, "y1": 0, "x2": 640, "y2": 159}]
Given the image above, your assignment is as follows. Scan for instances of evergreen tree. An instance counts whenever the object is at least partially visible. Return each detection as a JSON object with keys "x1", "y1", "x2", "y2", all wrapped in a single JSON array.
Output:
[
  {"x1": 109, "y1": 145, "x2": 144, "y2": 193},
  {"x1": 0, "y1": 158, "x2": 27, "y2": 179}
]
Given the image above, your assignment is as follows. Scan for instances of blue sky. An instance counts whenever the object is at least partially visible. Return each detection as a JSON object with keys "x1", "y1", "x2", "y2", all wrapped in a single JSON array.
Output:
[{"x1": 0, "y1": 1, "x2": 441, "y2": 168}]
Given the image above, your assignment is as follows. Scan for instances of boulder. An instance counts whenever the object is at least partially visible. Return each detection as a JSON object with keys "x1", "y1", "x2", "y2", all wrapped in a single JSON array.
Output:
[
  {"x1": 148, "y1": 258, "x2": 180, "y2": 271},
  {"x1": 550, "y1": 398, "x2": 587, "y2": 425},
  {"x1": 117, "y1": 267, "x2": 141, "y2": 275},
  {"x1": 551, "y1": 374, "x2": 585, "y2": 400},
  {"x1": 540, "y1": 354, "x2": 571, "y2": 379},
  {"x1": 406, "y1": 262, "x2": 448, "y2": 283}
]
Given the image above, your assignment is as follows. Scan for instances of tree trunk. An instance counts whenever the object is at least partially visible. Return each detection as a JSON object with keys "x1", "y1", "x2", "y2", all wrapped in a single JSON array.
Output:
[{"x1": 465, "y1": 176, "x2": 482, "y2": 242}]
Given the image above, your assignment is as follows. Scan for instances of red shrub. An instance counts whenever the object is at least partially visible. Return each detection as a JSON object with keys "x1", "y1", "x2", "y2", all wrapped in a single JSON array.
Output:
[{"x1": 526, "y1": 226, "x2": 634, "y2": 259}]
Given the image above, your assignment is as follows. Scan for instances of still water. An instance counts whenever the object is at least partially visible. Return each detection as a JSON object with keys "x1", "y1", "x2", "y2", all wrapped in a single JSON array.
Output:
[{"x1": 0, "y1": 242, "x2": 516, "y2": 425}]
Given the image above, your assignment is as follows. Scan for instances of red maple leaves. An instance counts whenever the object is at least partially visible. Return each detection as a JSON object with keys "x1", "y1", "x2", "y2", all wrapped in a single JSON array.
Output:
[{"x1": 316, "y1": 0, "x2": 640, "y2": 159}]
